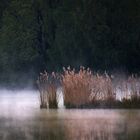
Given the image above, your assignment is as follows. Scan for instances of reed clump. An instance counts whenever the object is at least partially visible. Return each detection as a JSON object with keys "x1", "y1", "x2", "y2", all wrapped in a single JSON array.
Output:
[
  {"x1": 120, "y1": 75, "x2": 140, "y2": 108},
  {"x1": 61, "y1": 66, "x2": 93, "y2": 107},
  {"x1": 61, "y1": 67, "x2": 116, "y2": 108},
  {"x1": 37, "y1": 67, "x2": 140, "y2": 109},
  {"x1": 90, "y1": 73, "x2": 115, "y2": 101},
  {"x1": 37, "y1": 71, "x2": 59, "y2": 109}
]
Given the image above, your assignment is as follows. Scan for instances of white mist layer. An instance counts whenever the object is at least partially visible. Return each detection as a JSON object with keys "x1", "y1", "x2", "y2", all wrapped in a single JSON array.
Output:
[
  {"x1": 0, "y1": 87, "x2": 131, "y2": 117},
  {"x1": 0, "y1": 89, "x2": 64, "y2": 113}
]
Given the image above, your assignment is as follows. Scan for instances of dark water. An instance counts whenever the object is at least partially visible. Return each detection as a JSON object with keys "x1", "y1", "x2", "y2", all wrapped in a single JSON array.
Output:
[{"x1": 0, "y1": 90, "x2": 140, "y2": 140}]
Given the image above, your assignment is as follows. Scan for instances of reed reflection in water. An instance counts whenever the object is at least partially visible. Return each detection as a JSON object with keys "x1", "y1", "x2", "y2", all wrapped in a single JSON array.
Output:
[{"x1": 0, "y1": 90, "x2": 140, "y2": 140}]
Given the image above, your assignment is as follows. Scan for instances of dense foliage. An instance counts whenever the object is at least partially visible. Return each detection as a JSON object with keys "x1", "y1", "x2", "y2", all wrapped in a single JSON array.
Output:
[{"x1": 0, "y1": 0, "x2": 140, "y2": 87}]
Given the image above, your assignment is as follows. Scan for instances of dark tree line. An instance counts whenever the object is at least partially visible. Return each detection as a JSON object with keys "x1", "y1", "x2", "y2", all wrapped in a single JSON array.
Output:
[{"x1": 0, "y1": 0, "x2": 140, "y2": 87}]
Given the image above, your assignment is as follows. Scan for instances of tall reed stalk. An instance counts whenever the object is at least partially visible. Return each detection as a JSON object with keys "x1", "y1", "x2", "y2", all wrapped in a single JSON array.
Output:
[
  {"x1": 37, "y1": 67, "x2": 140, "y2": 109},
  {"x1": 37, "y1": 71, "x2": 58, "y2": 109},
  {"x1": 61, "y1": 67, "x2": 116, "y2": 107},
  {"x1": 61, "y1": 66, "x2": 92, "y2": 107}
]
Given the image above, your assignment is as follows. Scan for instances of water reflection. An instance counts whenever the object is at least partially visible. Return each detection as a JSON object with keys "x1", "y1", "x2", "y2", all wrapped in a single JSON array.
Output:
[
  {"x1": 58, "y1": 110, "x2": 140, "y2": 140},
  {"x1": 0, "y1": 90, "x2": 140, "y2": 140}
]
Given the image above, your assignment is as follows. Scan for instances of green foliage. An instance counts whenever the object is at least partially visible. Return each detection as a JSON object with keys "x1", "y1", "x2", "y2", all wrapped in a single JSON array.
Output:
[{"x1": 0, "y1": 0, "x2": 140, "y2": 87}]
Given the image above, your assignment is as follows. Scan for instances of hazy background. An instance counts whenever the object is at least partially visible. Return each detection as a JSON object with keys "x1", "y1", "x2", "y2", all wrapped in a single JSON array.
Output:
[{"x1": 0, "y1": 0, "x2": 140, "y2": 88}]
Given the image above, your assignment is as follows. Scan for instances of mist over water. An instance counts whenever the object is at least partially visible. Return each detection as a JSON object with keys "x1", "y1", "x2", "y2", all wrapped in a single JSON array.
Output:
[{"x1": 0, "y1": 89, "x2": 140, "y2": 140}]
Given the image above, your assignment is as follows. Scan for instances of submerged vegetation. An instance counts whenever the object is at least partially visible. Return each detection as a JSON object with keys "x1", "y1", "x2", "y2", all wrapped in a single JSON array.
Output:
[{"x1": 37, "y1": 67, "x2": 140, "y2": 109}]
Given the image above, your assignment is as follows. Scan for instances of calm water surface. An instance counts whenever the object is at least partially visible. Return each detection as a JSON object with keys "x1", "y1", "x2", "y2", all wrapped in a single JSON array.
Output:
[{"x1": 0, "y1": 90, "x2": 140, "y2": 140}]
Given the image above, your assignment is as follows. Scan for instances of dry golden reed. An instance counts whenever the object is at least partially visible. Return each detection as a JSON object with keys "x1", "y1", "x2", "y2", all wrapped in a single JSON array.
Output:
[
  {"x1": 37, "y1": 71, "x2": 58, "y2": 108},
  {"x1": 118, "y1": 75, "x2": 140, "y2": 100},
  {"x1": 37, "y1": 67, "x2": 140, "y2": 108},
  {"x1": 61, "y1": 66, "x2": 92, "y2": 106},
  {"x1": 61, "y1": 67, "x2": 115, "y2": 107}
]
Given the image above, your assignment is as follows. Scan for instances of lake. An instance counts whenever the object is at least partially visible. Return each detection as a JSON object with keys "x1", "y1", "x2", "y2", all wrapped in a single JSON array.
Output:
[{"x1": 0, "y1": 90, "x2": 140, "y2": 140}]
